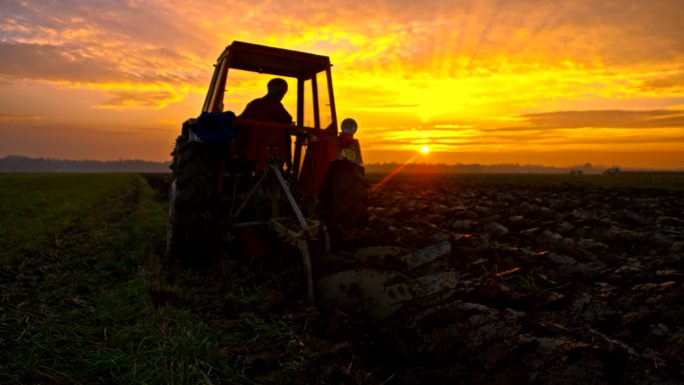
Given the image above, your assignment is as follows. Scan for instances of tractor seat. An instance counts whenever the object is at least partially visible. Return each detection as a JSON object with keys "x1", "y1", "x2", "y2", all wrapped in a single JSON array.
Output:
[{"x1": 238, "y1": 122, "x2": 291, "y2": 172}]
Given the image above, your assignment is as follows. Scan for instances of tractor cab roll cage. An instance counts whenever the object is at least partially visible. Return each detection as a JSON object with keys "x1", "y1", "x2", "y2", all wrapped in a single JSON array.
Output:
[
  {"x1": 200, "y1": 41, "x2": 349, "y2": 195},
  {"x1": 203, "y1": 41, "x2": 338, "y2": 127}
]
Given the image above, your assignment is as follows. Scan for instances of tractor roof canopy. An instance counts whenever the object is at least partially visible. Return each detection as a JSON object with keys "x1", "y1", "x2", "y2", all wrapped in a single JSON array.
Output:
[
  {"x1": 199, "y1": 41, "x2": 350, "y2": 193},
  {"x1": 220, "y1": 41, "x2": 331, "y2": 79},
  {"x1": 204, "y1": 41, "x2": 339, "y2": 132}
]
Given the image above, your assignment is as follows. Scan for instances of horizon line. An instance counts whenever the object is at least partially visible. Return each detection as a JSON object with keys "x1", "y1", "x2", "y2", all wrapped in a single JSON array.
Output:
[{"x1": 2, "y1": 155, "x2": 684, "y2": 172}]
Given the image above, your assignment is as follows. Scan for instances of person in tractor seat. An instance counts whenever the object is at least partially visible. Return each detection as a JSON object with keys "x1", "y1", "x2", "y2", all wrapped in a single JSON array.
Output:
[
  {"x1": 236, "y1": 78, "x2": 293, "y2": 171},
  {"x1": 240, "y1": 78, "x2": 292, "y2": 124}
]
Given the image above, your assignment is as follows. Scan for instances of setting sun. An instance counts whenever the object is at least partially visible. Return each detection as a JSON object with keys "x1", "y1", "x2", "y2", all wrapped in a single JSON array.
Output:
[{"x1": 420, "y1": 145, "x2": 430, "y2": 154}]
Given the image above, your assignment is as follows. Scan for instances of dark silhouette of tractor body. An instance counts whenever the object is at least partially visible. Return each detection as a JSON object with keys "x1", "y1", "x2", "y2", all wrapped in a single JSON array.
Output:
[{"x1": 167, "y1": 42, "x2": 368, "y2": 303}]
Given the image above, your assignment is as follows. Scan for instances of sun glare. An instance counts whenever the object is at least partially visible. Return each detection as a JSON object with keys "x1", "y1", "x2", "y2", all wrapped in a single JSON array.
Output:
[{"x1": 420, "y1": 145, "x2": 430, "y2": 154}]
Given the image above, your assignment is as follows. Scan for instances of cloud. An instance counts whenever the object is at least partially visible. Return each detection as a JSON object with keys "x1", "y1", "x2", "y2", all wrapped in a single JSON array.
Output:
[
  {"x1": 641, "y1": 68, "x2": 684, "y2": 91},
  {"x1": 0, "y1": 0, "x2": 211, "y2": 91},
  {"x1": 0, "y1": 1, "x2": 208, "y2": 50},
  {"x1": 365, "y1": 103, "x2": 420, "y2": 109},
  {"x1": 541, "y1": 135, "x2": 684, "y2": 146},
  {"x1": 0, "y1": 40, "x2": 203, "y2": 83},
  {"x1": 0, "y1": 42, "x2": 125, "y2": 83},
  {"x1": 518, "y1": 109, "x2": 684, "y2": 129},
  {"x1": 0, "y1": 114, "x2": 42, "y2": 122},
  {"x1": 503, "y1": 0, "x2": 684, "y2": 66},
  {"x1": 94, "y1": 90, "x2": 181, "y2": 109}
]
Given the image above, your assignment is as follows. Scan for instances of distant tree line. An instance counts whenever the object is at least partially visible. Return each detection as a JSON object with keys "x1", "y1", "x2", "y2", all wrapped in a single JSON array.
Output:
[
  {"x1": 0, "y1": 156, "x2": 171, "y2": 173},
  {"x1": 364, "y1": 162, "x2": 606, "y2": 174},
  {"x1": 3, "y1": 155, "x2": 677, "y2": 174}
]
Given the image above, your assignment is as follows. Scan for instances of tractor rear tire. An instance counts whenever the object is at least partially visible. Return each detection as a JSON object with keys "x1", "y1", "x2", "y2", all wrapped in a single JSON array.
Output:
[
  {"x1": 169, "y1": 134, "x2": 187, "y2": 179},
  {"x1": 167, "y1": 141, "x2": 220, "y2": 268},
  {"x1": 318, "y1": 160, "x2": 369, "y2": 236}
]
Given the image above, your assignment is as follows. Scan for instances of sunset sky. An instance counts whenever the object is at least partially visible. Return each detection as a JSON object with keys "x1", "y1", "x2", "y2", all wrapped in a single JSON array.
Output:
[{"x1": 1, "y1": 0, "x2": 683, "y2": 168}]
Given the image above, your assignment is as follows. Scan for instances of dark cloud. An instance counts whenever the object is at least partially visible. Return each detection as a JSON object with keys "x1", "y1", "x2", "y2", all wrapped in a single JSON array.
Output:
[
  {"x1": 0, "y1": 41, "x2": 202, "y2": 86},
  {"x1": 641, "y1": 69, "x2": 684, "y2": 91},
  {"x1": 553, "y1": 135, "x2": 684, "y2": 146},
  {"x1": 518, "y1": 110, "x2": 684, "y2": 130},
  {"x1": 95, "y1": 90, "x2": 178, "y2": 109},
  {"x1": 0, "y1": 114, "x2": 42, "y2": 122},
  {"x1": 0, "y1": 0, "x2": 208, "y2": 54},
  {"x1": 368, "y1": 103, "x2": 420, "y2": 108},
  {"x1": 0, "y1": 42, "x2": 124, "y2": 83},
  {"x1": 0, "y1": 1, "x2": 210, "y2": 88}
]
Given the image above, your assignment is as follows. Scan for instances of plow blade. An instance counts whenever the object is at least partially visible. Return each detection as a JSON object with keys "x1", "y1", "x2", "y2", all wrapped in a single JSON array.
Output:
[
  {"x1": 353, "y1": 240, "x2": 451, "y2": 271},
  {"x1": 318, "y1": 241, "x2": 457, "y2": 320},
  {"x1": 318, "y1": 269, "x2": 460, "y2": 320}
]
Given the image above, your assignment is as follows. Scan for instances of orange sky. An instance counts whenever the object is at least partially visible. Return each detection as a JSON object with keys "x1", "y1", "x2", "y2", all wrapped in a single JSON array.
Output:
[{"x1": 1, "y1": 0, "x2": 683, "y2": 168}]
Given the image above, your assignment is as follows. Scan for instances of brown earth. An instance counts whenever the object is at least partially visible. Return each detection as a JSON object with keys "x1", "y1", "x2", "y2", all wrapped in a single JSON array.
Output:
[{"x1": 144, "y1": 173, "x2": 684, "y2": 384}]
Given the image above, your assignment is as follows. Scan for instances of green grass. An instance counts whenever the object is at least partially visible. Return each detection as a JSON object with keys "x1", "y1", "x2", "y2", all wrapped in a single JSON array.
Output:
[
  {"x1": 0, "y1": 174, "x2": 137, "y2": 264},
  {"x1": 0, "y1": 174, "x2": 240, "y2": 384},
  {"x1": 0, "y1": 173, "x2": 314, "y2": 384}
]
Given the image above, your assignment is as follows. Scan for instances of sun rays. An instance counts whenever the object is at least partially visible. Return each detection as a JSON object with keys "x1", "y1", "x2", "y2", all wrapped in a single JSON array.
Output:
[{"x1": 371, "y1": 146, "x2": 431, "y2": 191}]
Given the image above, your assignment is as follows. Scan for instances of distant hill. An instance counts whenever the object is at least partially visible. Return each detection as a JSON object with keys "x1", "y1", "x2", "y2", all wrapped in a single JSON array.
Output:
[{"x1": 0, "y1": 156, "x2": 171, "y2": 173}]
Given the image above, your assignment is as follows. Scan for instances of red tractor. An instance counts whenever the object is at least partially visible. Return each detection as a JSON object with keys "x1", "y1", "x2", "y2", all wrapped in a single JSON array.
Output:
[{"x1": 167, "y1": 42, "x2": 369, "y2": 302}]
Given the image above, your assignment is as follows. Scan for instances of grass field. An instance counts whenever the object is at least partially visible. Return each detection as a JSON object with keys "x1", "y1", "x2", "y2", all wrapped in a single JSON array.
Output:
[
  {"x1": 0, "y1": 174, "x2": 258, "y2": 384},
  {"x1": 1, "y1": 172, "x2": 682, "y2": 384}
]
